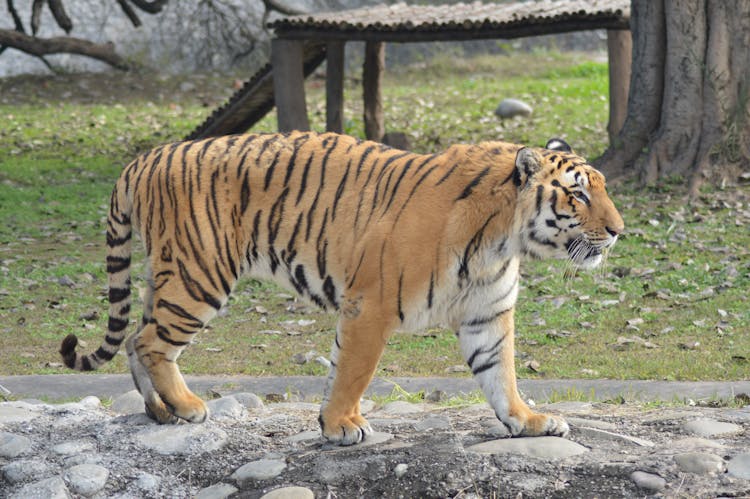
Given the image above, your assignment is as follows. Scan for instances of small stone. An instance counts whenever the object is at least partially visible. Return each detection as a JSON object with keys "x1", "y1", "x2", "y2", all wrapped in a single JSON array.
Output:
[
  {"x1": 360, "y1": 399, "x2": 375, "y2": 414},
  {"x1": 425, "y1": 390, "x2": 447, "y2": 403},
  {"x1": 63, "y1": 464, "x2": 109, "y2": 496},
  {"x1": 260, "y1": 486, "x2": 315, "y2": 499},
  {"x1": 78, "y1": 396, "x2": 101, "y2": 409},
  {"x1": 58, "y1": 275, "x2": 76, "y2": 287},
  {"x1": 414, "y1": 415, "x2": 451, "y2": 431},
  {"x1": 381, "y1": 401, "x2": 424, "y2": 415},
  {"x1": 630, "y1": 471, "x2": 666, "y2": 492},
  {"x1": 0, "y1": 404, "x2": 40, "y2": 423},
  {"x1": 134, "y1": 472, "x2": 161, "y2": 492},
  {"x1": 542, "y1": 401, "x2": 593, "y2": 414},
  {"x1": 52, "y1": 439, "x2": 96, "y2": 456},
  {"x1": 195, "y1": 482, "x2": 239, "y2": 499},
  {"x1": 727, "y1": 453, "x2": 750, "y2": 479},
  {"x1": 674, "y1": 452, "x2": 726, "y2": 474},
  {"x1": 206, "y1": 396, "x2": 245, "y2": 419},
  {"x1": 231, "y1": 458, "x2": 287, "y2": 483},
  {"x1": 494, "y1": 98, "x2": 533, "y2": 119},
  {"x1": 667, "y1": 437, "x2": 726, "y2": 450},
  {"x1": 683, "y1": 418, "x2": 743, "y2": 438},
  {"x1": 110, "y1": 390, "x2": 145, "y2": 415},
  {"x1": 315, "y1": 356, "x2": 332, "y2": 368},
  {"x1": 2, "y1": 459, "x2": 52, "y2": 484},
  {"x1": 566, "y1": 417, "x2": 617, "y2": 431},
  {"x1": 286, "y1": 430, "x2": 321, "y2": 443},
  {"x1": 135, "y1": 425, "x2": 228, "y2": 455},
  {"x1": 9, "y1": 476, "x2": 71, "y2": 499},
  {"x1": 575, "y1": 427, "x2": 654, "y2": 447},
  {"x1": 467, "y1": 436, "x2": 588, "y2": 459},
  {"x1": 0, "y1": 431, "x2": 31, "y2": 458},
  {"x1": 232, "y1": 392, "x2": 265, "y2": 409},
  {"x1": 394, "y1": 463, "x2": 408, "y2": 478}
]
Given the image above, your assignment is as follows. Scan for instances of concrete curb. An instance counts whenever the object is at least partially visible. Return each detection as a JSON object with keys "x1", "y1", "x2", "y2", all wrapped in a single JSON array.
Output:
[{"x1": 1, "y1": 374, "x2": 748, "y2": 403}]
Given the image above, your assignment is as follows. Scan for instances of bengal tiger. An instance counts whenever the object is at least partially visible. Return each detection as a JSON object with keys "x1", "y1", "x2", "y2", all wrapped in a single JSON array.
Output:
[{"x1": 60, "y1": 131, "x2": 624, "y2": 445}]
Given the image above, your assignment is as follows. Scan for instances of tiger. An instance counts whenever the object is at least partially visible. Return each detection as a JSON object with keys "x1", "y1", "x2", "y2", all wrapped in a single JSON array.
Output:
[{"x1": 60, "y1": 131, "x2": 624, "y2": 445}]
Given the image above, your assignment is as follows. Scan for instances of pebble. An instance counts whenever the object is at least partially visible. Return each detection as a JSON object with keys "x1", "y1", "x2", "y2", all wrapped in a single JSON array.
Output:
[
  {"x1": 2, "y1": 459, "x2": 52, "y2": 484},
  {"x1": 394, "y1": 463, "x2": 408, "y2": 477},
  {"x1": 232, "y1": 392, "x2": 265, "y2": 409},
  {"x1": 8, "y1": 476, "x2": 71, "y2": 499},
  {"x1": 51, "y1": 439, "x2": 95, "y2": 456},
  {"x1": 0, "y1": 431, "x2": 31, "y2": 458},
  {"x1": 231, "y1": 458, "x2": 287, "y2": 483},
  {"x1": 575, "y1": 426, "x2": 655, "y2": 447},
  {"x1": 195, "y1": 482, "x2": 239, "y2": 499},
  {"x1": 135, "y1": 424, "x2": 228, "y2": 455},
  {"x1": 467, "y1": 436, "x2": 588, "y2": 459},
  {"x1": 683, "y1": 418, "x2": 743, "y2": 438},
  {"x1": 727, "y1": 453, "x2": 750, "y2": 479},
  {"x1": 413, "y1": 415, "x2": 451, "y2": 431},
  {"x1": 206, "y1": 396, "x2": 245, "y2": 419},
  {"x1": 380, "y1": 401, "x2": 424, "y2": 415},
  {"x1": 494, "y1": 98, "x2": 533, "y2": 119},
  {"x1": 260, "y1": 486, "x2": 315, "y2": 499},
  {"x1": 667, "y1": 437, "x2": 726, "y2": 450},
  {"x1": 630, "y1": 471, "x2": 666, "y2": 492},
  {"x1": 110, "y1": 390, "x2": 145, "y2": 415},
  {"x1": 542, "y1": 401, "x2": 593, "y2": 414},
  {"x1": 63, "y1": 464, "x2": 109, "y2": 496},
  {"x1": 673, "y1": 452, "x2": 726, "y2": 474},
  {"x1": 134, "y1": 472, "x2": 161, "y2": 492},
  {"x1": 566, "y1": 417, "x2": 617, "y2": 431}
]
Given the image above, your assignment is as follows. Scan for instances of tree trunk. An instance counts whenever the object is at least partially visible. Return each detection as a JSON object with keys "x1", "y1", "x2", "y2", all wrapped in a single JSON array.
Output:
[{"x1": 597, "y1": 0, "x2": 750, "y2": 192}]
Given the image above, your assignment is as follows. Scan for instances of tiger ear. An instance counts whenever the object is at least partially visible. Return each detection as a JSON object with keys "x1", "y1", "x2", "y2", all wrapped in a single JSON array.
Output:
[
  {"x1": 514, "y1": 147, "x2": 543, "y2": 188},
  {"x1": 545, "y1": 138, "x2": 572, "y2": 152}
]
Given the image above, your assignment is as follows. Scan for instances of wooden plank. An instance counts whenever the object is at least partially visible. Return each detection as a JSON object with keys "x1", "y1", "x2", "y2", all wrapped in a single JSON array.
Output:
[
  {"x1": 606, "y1": 29, "x2": 632, "y2": 142},
  {"x1": 326, "y1": 41, "x2": 345, "y2": 133},
  {"x1": 271, "y1": 38, "x2": 310, "y2": 132},
  {"x1": 363, "y1": 41, "x2": 385, "y2": 141}
]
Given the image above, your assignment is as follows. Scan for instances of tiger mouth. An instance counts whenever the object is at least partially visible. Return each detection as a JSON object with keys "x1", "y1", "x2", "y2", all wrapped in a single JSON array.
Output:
[{"x1": 565, "y1": 236, "x2": 602, "y2": 265}]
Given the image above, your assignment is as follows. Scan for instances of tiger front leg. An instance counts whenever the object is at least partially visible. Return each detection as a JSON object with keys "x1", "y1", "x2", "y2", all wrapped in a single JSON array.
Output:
[
  {"x1": 319, "y1": 311, "x2": 393, "y2": 445},
  {"x1": 459, "y1": 307, "x2": 569, "y2": 438}
]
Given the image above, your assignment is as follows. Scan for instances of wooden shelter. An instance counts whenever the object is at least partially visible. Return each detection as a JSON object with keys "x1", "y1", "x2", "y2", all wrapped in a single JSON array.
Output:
[{"x1": 188, "y1": 0, "x2": 630, "y2": 142}]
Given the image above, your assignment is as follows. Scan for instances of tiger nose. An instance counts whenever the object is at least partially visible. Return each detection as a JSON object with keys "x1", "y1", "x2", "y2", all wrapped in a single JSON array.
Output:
[{"x1": 605, "y1": 225, "x2": 623, "y2": 237}]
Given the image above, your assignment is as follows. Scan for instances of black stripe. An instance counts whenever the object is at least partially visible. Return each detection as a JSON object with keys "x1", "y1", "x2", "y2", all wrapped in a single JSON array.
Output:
[
  {"x1": 108, "y1": 317, "x2": 129, "y2": 332},
  {"x1": 323, "y1": 276, "x2": 338, "y2": 309},
  {"x1": 331, "y1": 159, "x2": 352, "y2": 222},
  {"x1": 263, "y1": 149, "x2": 283, "y2": 190},
  {"x1": 463, "y1": 307, "x2": 511, "y2": 328},
  {"x1": 456, "y1": 166, "x2": 491, "y2": 201},
  {"x1": 109, "y1": 287, "x2": 130, "y2": 303},
  {"x1": 106, "y1": 256, "x2": 130, "y2": 273},
  {"x1": 81, "y1": 356, "x2": 93, "y2": 371},
  {"x1": 156, "y1": 324, "x2": 190, "y2": 347},
  {"x1": 106, "y1": 231, "x2": 131, "y2": 247},
  {"x1": 95, "y1": 346, "x2": 116, "y2": 360},
  {"x1": 295, "y1": 152, "x2": 315, "y2": 205},
  {"x1": 427, "y1": 272, "x2": 434, "y2": 308},
  {"x1": 435, "y1": 163, "x2": 459, "y2": 185},
  {"x1": 156, "y1": 299, "x2": 203, "y2": 328},
  {"x1": 472, "y1": 359, "x2": 499, "y2": 376},
  {"x1": 397, "y1": 273, "x2": 405, "y2": 322},
  {"x1": 240, "y1": 169, "x2": 251, "y2": 214},
  {"x1": 104, "y1": 334, "x2": 123, "y2": 346},
  {"x1": 355, "y1": 145, "x2": 376, "y2": 179},
  {"x1": 466, "y1": 337, "x2": 503, "y2": 368},
  {"x1": 177, "y1": 259, "x2": 221, "y2": 310}
]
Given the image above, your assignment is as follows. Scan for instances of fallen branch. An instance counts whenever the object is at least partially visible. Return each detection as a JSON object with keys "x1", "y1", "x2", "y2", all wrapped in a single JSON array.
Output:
[{"x1": 0, "y1": 28, "x2": 129, "y2": 70}]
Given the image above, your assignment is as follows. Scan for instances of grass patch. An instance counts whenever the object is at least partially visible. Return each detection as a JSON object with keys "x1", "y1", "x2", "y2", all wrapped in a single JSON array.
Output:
[{"x1": 0, "y1": 50, "x2": 747, "y2": 381}]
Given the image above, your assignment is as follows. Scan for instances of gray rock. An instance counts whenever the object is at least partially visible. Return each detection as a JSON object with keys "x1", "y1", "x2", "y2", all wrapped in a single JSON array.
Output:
[
  {"x1": 380, "y1": 401, "x2": 424, "y2": 415},
  {"x1": 231, "y1": 458, "x2": 287, "y2": 483},
  {"x1": 467, "y1": 436, "x2": 588, "y2": 459},
  {"x1": 195, "y1": 482, "x2": 239, "y2": 499},
  {"x1": 357, "y1": 431, "x2": 393, "y2": 447},
  {"x1": 683, "y1": 418, "x2": 743, "y2": 438},
  {"x1": 232, "y1": 392, "x2": 265, "y2": 409},
  {"x1": 673, "y1": 452, "x2": 726, "y2": 474},
  {"x1": 494, "y1": 98, "x2": 533, "y2": 119},
  {"x1": 64, "y1": 453, "x2": 102, "y2": 467},
  {"x1": 260, "y1": 486, "x2": 315, "y2": 499},
  {"x1": 575, "y1": 427, "x2": 655, "y2": 447},
  {"x1": 413, "y1": 415, "x2": 451, "y2": 431},
  {"x1": 727, "y1": 453, "x2": 750, "y2": 479},
  {"x1": 206, "y1": 396, "x2": 245, "y2": 419},
  {"x1": 63, "y1": 464, "x2": 109, "y2": 497},
  {"x1": 51, "y1": 439, "x2": 96, "y2": 456},
  {"x1": 0, "y1": 431, "x2": 31, "y2": 458},
  {"x1": 630, "y1": 471, "x2": 666, "y2": 492},
  {"x1": 134, "y1": 472, "x2": 161, "y2": 492},
  {"x1": 360, "y1": 399, "x2": 375, "y2": 414},
  {"x1": 2, "y1": 459, "x2": 52, "y2": 484},
  {"x1": 135, "y1": 424, "x2": 228, "y2": 455},
  {"x1": 566, "y1": 417, "x2": 617, "y2": 431},
  {"x1": 0, "y1": 403, "x2": 40, "y2": 423},
  {"x1": 542, "y1": 401, "x2": 593, "y2": 414},
  {"x1": 667, "y1": 437, "x2": 727, "y2": 450},
  {"x1": 78, "y1": 396, "x2": 102, "y2": 409},
  {"x1": 482, "y1": 420, "x2": 511, "y2": 438},
  {"x1": 110, "y1": 390, "x2": 145, "y2": 415},
  {"x1": 9, "y1": 476, "x2": 71, "y2": 499},
  {"x1": 286, "y1": 430, "x2": 321, "y2": 443},
  {"x1": 394, "y1": 463, "x2": 408, "y2": 478}
]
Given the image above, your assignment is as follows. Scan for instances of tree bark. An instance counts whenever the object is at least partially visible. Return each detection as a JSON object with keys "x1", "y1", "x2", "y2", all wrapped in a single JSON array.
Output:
[
  {"x1": 606, "y1": 29, "x2": 632, "y2": 142},
  {"x1": 0, "y1": 29, "x2": 129, "y2": 70},
  {"x1": 363, "y1": 41, "x2": 385, "y2": 141},
  {"x1": 597, "y1": 0, "x2": 750, "y2": 191}
]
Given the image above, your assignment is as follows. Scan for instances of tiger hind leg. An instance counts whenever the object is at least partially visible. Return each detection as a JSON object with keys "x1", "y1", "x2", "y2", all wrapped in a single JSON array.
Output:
[{"x1": 133, "y1": 289, "x2": 219, "y2": 423}]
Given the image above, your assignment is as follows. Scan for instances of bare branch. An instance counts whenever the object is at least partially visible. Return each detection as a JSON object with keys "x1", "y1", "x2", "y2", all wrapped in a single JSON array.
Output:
[
  {"x1": 0, "y1": 28, "x2": 130, "y2": 70},
  {"x1": 262, "y1": 0, "x2": 306, "y2": 17},
  {"x1": 7, "y1": 0, "x2": 25, "y2": 32},
  {"x1": 128, "y1": 0, "x2": 168, "y2": 14},
  {"x1": 31, "y1": 0, "x2": 45, "y2": 35},
  {"x1": 48, "y1": 0, "x2": 74, "y2": 33},
  {"x1": 116, "y1": 0, "x2": 142, "y2": 27}
]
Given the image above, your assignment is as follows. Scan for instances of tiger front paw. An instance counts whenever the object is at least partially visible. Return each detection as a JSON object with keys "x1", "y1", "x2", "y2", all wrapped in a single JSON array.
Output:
[
  {"x1": 503, "y1": 412, "x2": 569, "y2": 438},
  {"x1": 318, "y1": 412, "x2": 373, "y2": 446},
  {"x1": 147, "y1": 391, "x2": 208, "y2": 424}
]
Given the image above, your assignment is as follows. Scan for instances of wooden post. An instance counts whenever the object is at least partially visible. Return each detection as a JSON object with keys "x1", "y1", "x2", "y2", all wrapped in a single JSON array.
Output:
[
  {"x1": 363, "y1": 41, "x2": 385, "y2": 141},
  {"x1": 607, "y1": 29, "x2": 632, "y2": 143},
  {"x1": 326, "y1": 41, "x2": 345, "y2": 133},
  {"x1": 271, "y1": 38, "x2": 310, "y2": 132}
]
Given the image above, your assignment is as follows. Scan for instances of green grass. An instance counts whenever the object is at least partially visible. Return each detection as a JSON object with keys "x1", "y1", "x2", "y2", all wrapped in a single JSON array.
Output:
[{"x1": 0, "y1": 50, "x2": 748, "y2": 381}]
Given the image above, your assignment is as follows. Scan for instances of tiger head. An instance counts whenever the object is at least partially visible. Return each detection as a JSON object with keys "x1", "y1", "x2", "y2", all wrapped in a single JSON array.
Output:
[{"x1": 513, "y1": 139, "x2": 624, "y2": 269}]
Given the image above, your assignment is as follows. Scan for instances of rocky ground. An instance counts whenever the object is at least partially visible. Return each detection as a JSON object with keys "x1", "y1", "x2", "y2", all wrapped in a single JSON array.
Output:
[{"x1": 1, "y1": 387, "x2": 749, "y2": 498}]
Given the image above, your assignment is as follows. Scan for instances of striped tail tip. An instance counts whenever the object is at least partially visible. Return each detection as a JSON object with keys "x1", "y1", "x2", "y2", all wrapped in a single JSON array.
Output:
[{"x1": 60, "y1": 334, "x2": 89, "y2": 371}]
